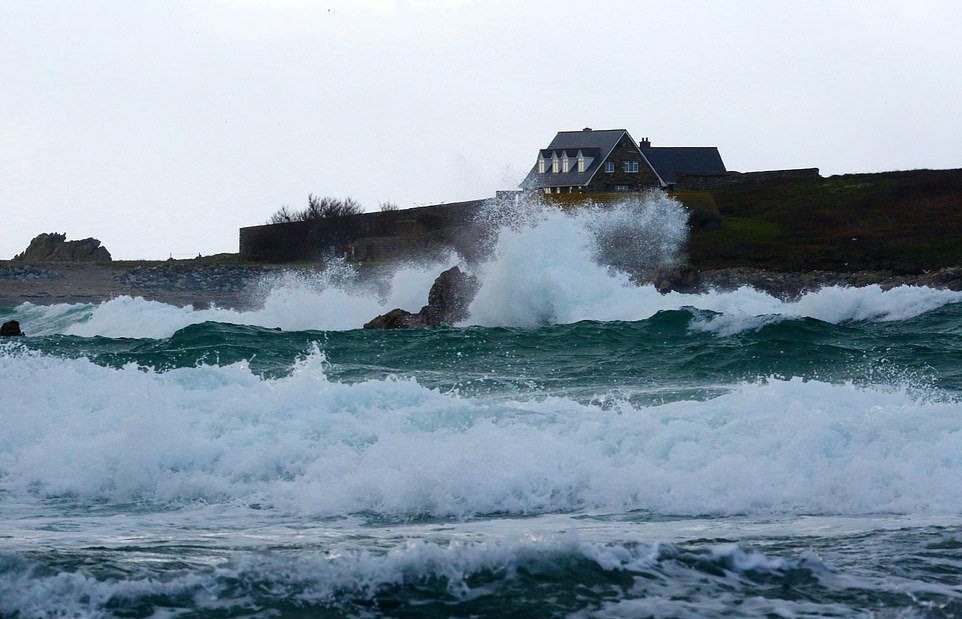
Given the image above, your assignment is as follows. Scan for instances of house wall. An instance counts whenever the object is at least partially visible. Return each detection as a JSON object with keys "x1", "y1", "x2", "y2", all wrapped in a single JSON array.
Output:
[{"x1": 587, "y1": 135, "x2": 661, "y2": 191}]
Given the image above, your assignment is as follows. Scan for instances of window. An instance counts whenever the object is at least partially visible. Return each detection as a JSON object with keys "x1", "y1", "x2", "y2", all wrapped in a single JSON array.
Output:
[
  {"x1": 604, "y1": 161, "x2": 615, "y2": 173},
  {"x1": 562, "y1": 153, "x2": 569, "y2": 173},
  {"x1": 624, "y1": 161, "x2": 639, "y2": 173},
  {"x1": 613, "y1": 184, "x2": 629, "y2": 192},
  {"x1": 551, "y1": 156, "x2": 559, "y2": 173},
  {"x1": 538, "y1": 158, "x2": 545, "y2": 174},
  {"x1": 577, "y1": 151, "x2": 585, "y2": 173},
  {"x1": 543, "y1": 187, "x2": 552, "y2": 194}
]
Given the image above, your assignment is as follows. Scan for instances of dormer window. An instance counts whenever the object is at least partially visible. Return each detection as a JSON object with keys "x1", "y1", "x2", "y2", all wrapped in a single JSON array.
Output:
[
  {"x1": 561, "y1": 153, "x2": 569, "y2": 173},
  {"x1": 538, "y1": 157, "x2": 546, "y2": 174},
  {"x1": 577, "y1": 150, "x2": 585, "y2": 173},
  {"x1": 551, "y1": 154, "x2": 559, "y2": 173}
]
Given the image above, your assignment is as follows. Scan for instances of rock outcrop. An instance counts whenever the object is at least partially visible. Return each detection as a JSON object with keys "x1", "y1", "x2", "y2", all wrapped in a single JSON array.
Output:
[
  {"x1": 649, "y1": 265, "x2": 703, "y2": 294},
  {"x1": 1, "y1": 320, "x2": 24, "y2": 336},
  {"x1": 364, "y1": 266, "x2": 480, "y2": 329},
  {"x1": 14, "y1": 233, "x2": 111, "y2": 262},
  {"x1": 363, "y1": 307, "x2": 426, "y2": 330}
]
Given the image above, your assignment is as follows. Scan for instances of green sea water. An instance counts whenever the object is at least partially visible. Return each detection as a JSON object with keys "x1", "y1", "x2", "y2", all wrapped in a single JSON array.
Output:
[
  {"x1": 2, "y1": 297, "x2": 962, "y2": 618},
  {"x1": 2, "y1": 198, "x2": 962, "y2": 617}
]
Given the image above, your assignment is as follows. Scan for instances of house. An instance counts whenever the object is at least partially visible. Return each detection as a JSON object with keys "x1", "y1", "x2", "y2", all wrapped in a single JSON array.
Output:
[{"x1": 520, "y1": 128, "x2": 726, "y2": 193}]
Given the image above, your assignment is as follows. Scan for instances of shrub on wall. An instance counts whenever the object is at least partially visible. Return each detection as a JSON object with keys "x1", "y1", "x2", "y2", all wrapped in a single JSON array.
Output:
[{"x1": 268, "y1": 194, "x2": 363, "y2": 224}]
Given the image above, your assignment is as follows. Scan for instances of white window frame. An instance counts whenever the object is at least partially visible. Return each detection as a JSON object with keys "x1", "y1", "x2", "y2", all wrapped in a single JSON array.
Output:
[
  {"x1": 604, "y1": 161, "x2": 614, "y2": 173},
  {"x1": 624, "y1": 160, "x2": 639, "y2": 173},
  {"x1": 538, "y1": 158, "x2": 545, "y2": 174},
  {"x1": 561, "y1": 153, "x2": 569, "y2": 173},
  {"x1": 551, "y1": 156, "x2": 559, "y2": 173},
  {"x1": 577, "y1": 151, "x2": 585, "y2": 173}
]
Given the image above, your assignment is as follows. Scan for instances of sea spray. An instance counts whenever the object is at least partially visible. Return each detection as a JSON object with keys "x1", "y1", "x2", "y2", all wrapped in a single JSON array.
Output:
[
  {"x1": 14, "y1": 256, "x2": 460, "y2": 338},
  {"x1": 8, "y1": 191, "x2": 962, "y2": 337},
  {"x1": 466, "y1": 193, "x2": 688, "y2": 326}
]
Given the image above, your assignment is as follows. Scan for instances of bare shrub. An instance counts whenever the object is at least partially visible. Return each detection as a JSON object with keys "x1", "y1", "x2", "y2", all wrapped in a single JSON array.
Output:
[{"x1": 268, "y1": 195, "x2": 364, "y2": 224}]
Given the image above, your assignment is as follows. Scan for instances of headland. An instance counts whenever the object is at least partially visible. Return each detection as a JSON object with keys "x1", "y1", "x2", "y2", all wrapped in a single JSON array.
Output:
[{"x1": 4, "y1": 167, "x2": 962, "y2": 309}]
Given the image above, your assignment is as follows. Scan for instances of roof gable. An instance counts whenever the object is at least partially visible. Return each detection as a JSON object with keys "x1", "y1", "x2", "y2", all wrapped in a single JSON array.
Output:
[{"x1": 522, "y1": 129, "x2": 644, "y2": 189}]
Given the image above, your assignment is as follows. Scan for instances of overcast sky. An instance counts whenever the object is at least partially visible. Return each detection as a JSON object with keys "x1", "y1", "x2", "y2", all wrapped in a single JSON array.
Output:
[{"x1": 2, "y1": 0, "x2": 961, "y2": 259}]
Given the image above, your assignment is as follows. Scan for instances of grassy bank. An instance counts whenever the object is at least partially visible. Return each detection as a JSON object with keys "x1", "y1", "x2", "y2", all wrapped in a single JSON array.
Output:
[{"x1": 687, "y1": 168, "x2": 962, "y2": 273}]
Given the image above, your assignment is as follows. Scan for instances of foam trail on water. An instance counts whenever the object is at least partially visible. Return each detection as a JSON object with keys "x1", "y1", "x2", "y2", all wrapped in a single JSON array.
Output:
[
  {"x1": 2, "y1": 347, "x2": 962, "y2": 517},
  {"x1": 0, "y1": 535, "x2": 853, "y2": 617}
]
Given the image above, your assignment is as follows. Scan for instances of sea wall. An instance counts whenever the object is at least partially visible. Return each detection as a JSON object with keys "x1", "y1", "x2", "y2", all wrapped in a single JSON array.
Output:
[
  {"x1": 676, "y1": 168, "x2": 821, "y2": 190},
  {"x1": 238, "y1": 167, "x2": 962, "y2": 270},
  {"x1": 239, "y1": 199, "x2": 487, "y2": 263}
]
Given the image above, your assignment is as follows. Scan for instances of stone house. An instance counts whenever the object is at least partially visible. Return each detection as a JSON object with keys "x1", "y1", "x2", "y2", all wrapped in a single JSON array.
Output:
[{"x1": 520, "y1": 128, "x2": 726, "y2": 193}]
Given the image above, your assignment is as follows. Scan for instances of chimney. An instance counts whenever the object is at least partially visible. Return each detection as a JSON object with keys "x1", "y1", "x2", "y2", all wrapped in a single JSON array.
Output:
[
  {"x1": 640, "y1": 137, "x2": 651, "y2": 148},
  {"x1": 582, "y1": 127, "x2": 592, "y2": 131}
]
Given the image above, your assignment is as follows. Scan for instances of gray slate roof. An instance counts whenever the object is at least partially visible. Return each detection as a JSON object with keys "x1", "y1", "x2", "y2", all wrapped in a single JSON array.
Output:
[
  {"x1": 521, "y1": 129, "x2": 632, "y2": 189},
  {"x1": 640, "y1": 147, "x2": 726, "y2": 185}
]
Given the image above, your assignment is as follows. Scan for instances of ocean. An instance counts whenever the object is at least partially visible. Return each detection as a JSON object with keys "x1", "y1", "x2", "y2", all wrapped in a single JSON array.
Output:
[{"x1": 2, "y1": 198, "x2": 962, "y2": 618}]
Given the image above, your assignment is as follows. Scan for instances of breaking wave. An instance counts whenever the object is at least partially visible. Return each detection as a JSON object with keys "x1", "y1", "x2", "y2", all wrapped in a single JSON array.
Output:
[
  {"x1": 6, "y1": 194, "x2": 962, "y2": 337},
  {"x1": 1, "y1": 347, "x2": 961, "y2": 518}
]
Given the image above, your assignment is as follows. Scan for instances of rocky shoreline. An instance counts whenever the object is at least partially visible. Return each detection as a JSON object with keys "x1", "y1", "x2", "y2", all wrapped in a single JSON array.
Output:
[
  {"x1": 2, "y1": 260, "x2": 962, "y2": 310},
  {"x1": 698, "y1": 266, "x2": 962, "y2": 299},
  {"x1": 0, "y1": 261, "x2": 313, "y2": 309}
]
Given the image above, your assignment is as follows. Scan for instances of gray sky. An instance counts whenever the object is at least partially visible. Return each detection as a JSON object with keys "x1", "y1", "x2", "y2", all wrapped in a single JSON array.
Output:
[{"x1": 2, "y1": 0, "x2": 961, "y2": 259}]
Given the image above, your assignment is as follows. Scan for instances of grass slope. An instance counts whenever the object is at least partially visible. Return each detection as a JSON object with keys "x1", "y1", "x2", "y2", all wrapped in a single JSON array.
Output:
[{"x1": 687, "y1": 168, "x2": 962, "y2": 272}]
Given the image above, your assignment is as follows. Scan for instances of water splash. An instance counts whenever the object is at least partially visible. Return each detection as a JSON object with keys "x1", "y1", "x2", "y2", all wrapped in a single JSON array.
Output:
[{"x1": 6, "y1": 193, "x2": 962, "y2": 336}]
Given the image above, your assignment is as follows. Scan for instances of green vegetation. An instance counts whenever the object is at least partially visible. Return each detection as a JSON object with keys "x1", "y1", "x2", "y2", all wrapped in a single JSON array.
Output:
[
  {"x1": 687, "y1": 168, "x2": 962, "y2": 272},
  {"x1": 534, "y1": 170, "x2": 962, "y2": 272}
]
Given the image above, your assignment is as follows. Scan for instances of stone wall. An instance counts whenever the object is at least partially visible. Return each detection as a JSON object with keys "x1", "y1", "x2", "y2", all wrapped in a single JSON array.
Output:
[
  {"x1": 239, "y1": 199, "x2": 488, "y2": 263},
  {"x1": 676, "y1": 168, "x2": 821, "y2": 190}
]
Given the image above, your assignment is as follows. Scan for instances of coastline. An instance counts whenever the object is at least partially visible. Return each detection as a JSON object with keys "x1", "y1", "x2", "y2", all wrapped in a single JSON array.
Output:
[
  {"x1": 0, "y1": 261, "x2": 321, "y2": 309},
  {"x1": 3, "y1": 259, "x2": 961, "y2": 310}
]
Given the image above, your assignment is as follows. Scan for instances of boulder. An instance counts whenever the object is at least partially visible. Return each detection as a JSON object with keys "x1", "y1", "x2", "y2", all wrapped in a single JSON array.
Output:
[
  {"x1": 420, "y1": 266, "x2": 480, "y2": 327},
  {"x1": 13, "y1": 233, "x2": 111, "y2": 262},
  {"x1": 363, "y1": 308, "x2": 424, "y2": 330},
  {"x1": 364, "y1": 266, "x2": 480, "y2": 329},
  {"x1": 652, "y1": 266, "x2": 702, "y2": 294},
  {"x1": 1, "y1": 320, "x2": 24, "y2": 337}
]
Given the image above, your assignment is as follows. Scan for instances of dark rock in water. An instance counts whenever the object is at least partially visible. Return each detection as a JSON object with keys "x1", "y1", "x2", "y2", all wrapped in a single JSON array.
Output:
[
  {"x1": 13, "y1": 232, "x2": 111, "y2": 262},
  {"x1": 420, "y1": 266, "x2": 480, "y2": 327},
  {"x1": 363, "y1": 308, "x2": 423, "y2": 329},
  {"x1": 364, "y1": 266, "x2": 480, "y2": 329},
  {"x1": 1, "y1": 320, "x2": 24, "y2": 337},
  {"x1": 652, "y1": 266, "x2": 702, "y2": 294}
]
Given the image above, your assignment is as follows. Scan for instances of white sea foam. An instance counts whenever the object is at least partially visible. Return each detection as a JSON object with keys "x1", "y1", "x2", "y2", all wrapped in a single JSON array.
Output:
[
  {"x1": 7, "y1": 194, "x2": 962, "y2": 337},
  {"x1": 1, "y1": 347, "x2": 961, "y2": 518},
  {"x1": 15, "y1": 258, "x2": 459, "y2": 338}
]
